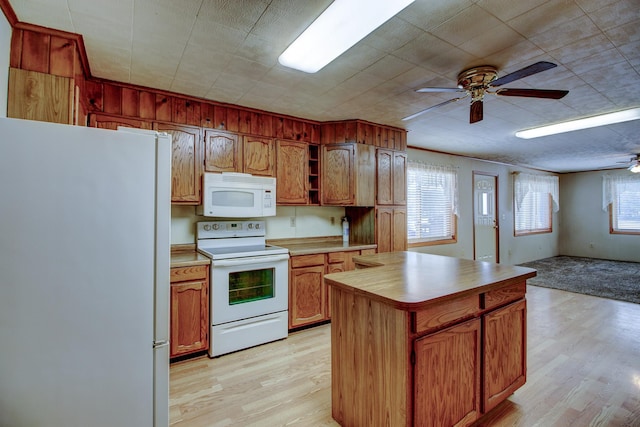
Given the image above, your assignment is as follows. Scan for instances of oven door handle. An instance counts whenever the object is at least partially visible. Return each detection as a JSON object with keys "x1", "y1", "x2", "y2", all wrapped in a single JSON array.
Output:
[{"x1": 212, "y1": 254, "x2": 289, "y2": 267}]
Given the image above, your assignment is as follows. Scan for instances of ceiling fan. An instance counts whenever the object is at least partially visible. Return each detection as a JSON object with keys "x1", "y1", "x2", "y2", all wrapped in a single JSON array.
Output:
[
  {"x1": 618, "y1": 154, "x2": 640, "y2": 173},
  {"x1": 403, "y1": 61, "x2": 569, "y2": 124}
]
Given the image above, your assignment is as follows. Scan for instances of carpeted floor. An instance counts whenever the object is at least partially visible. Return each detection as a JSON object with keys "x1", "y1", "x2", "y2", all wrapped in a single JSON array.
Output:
[{"x1": 518, "y1": 255, "x2": 640, "y2": 304}]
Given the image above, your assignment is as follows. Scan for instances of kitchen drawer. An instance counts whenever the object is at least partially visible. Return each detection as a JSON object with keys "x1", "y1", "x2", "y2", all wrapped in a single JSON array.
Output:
[
  {"x1": 481, "y1": 282, "x2": 526, "y2": 311},
  {"x1": 413, "y1": 293, "x2": 480, "y2": 335},
  {"x1": 290, "y1": 254, "x2": 325, "y2": 268},
  {"x1": 170, "y1": 265, "x2": 208, "y2": 283},
  {"x1": 326, "y1": 252, "x2": 349, "y2": 263}
]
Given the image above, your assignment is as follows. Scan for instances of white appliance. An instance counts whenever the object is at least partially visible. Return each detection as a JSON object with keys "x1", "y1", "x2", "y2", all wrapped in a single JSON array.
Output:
[
  {"x1": 197, "y1": 172, "x2": 276, "y2": 218},
  {"x1": 0, "y1": 118, "x2": 170, "y2": 427},
  {"x1": 196, "y1": 221, "x2": 289, "y2": 357}
]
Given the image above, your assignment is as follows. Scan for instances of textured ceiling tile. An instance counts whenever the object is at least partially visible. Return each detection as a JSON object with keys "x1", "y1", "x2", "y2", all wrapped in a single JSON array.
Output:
[
  {"x1": 458, "y1": 23, "x2": 525, "y2": 57},
  {"x1": 250, "y1": 0, "x2": 331, "y2": 42},
  {"x1": 507, "y1": 0, "x2": 585, "y2": 38},
  {"x1": 360, "y1": 55, "x2": 417, "y2": 81},
  {"x1": 260, "y1": 66, "x2": 305, "y2": 89},
  {"x1": 236, "y1": 33, "x2": 282, "y2": 67},
  {"x1": 483, "y1": 40, "x2": 546, "y2": 70},
  {"x1": 392, "y1": 32, "x2": 457, "y2": 66},
  {"x1": 588, "y1": 0, "x2": 640, "y2": 31},
  {"x1": 430, "y1": 5, "x2": 504, "y2": 47},
  {"x1": 562, "y1": 46, "x2": 628, "y2": 75},
  {"x1": 362, "y1": 17, "x2": 424, "y2": 53},
  {"x1": 11, "y1": 0, "x2": 74, "y2": 31},
  {"x1": 71, "y1": 12, "x2": 132, "y2": 47},
  {"x1": 547, "y1": 33, "x2": 615, "y2": 64},
  {"x1": 559, "y1": 84, "x2": 617, "y2": 114},
  {"x1": 67, "y1": 0, "x2": 133, "y2": 18},
  {"x1": 475, "y1": 0, "x2": 547, "y2": 22},
  {"x1": 170, "y1": 78, "x2": 212, "y2": 98},
  {"x1": 132, "y1": 0, "x2": 196, "y2": 46},
  {"x1": 528, "y1": 15, "x2": 601, "y2": 53},
  {"x1": 189, "y1": 19, "x2": 247, "y2": 53},
  {"x1": 398, "y1": 0, "x2": 474, "y2": 32},
  {"x1": 222, "y1": 56, "x2": 270, "y2": 81},
  {"x1": 197, "y1": 0, "x2": 270, "y2": 34},
  {"x1": 390, "y1": 66, "x2": 441, "y2": 89},
  {"x1": 604, "y1": 19, "x2": 640, "y2": 45}
]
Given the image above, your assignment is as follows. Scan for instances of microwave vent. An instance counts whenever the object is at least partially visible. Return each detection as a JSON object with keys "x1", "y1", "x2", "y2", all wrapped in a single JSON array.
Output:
[{"x1": 219, "y1": 173, "x2": 274, "y2": 185}]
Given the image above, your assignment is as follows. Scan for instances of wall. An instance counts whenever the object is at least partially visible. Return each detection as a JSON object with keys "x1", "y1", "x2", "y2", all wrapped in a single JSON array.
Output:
[
  {"x1": 406, "y1": 148, "x2": 560, "y2": 265},
  {"x1": 559, "y1": 170, "x2": 639, "y2": 262},
  {"x1": 171, "y1": 205, "x2": 345, "y2": 244},
  {"x1": 0, "y1": 10, "x2": 10, "y2": 117}
]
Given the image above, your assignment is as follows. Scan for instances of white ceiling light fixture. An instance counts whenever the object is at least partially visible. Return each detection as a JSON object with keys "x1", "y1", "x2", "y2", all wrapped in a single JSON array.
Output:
[
  {"x1": 629, "y1": 159, "x2": 640, "y2": 173},
  {"x1": 515, "y1": 107, "x2": 640, "y2": 139},
  {"x1": 278, "y1": 0, "x2": 415, "y2": 73}
]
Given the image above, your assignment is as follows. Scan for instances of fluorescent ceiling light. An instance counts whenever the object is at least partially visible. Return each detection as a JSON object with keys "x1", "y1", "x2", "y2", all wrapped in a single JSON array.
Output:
[
  {"x1": 629, "y1": 161, "x2": 640, "y2": 173},
  {"x1": 278, "y1": 0, "x2": 415, "y2": 73},
  {"x1": 515, "y1": 107, "x2": 640, "y2": 139}
]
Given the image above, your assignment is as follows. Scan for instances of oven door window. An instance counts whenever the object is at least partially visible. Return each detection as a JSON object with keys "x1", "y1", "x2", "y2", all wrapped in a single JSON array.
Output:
[{"x1": 228, "y1": 267, "x2": 274, "y2": 304}]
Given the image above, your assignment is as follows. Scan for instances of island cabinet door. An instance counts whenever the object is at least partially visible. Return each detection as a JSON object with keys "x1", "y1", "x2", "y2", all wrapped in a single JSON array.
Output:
[
  {"x1": 414, "y1": 318, "x2": 481, "y2": 427},
  {"x1": 482, "y1": 298, "x2": 527, "y2": 413}
]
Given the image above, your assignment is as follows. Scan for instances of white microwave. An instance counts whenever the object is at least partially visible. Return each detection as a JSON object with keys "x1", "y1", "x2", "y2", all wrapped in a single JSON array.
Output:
[{"x1": 197, "y1": 173, "x2": 276, "y2": 218}]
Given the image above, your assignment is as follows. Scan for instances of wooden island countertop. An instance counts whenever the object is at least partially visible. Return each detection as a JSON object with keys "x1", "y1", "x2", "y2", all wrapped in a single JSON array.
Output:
[
  {"x1": 324, "y1": 251, "x2": 536, "y2": 309},
  {"x1": 324, "y1": 251, "x2": 537, "y2": 427}
]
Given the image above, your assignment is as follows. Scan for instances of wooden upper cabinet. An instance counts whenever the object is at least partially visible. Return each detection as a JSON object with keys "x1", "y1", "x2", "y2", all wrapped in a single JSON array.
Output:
[
  {"x1": 376, "y1": 149, "x2": 393, "y2": 205},
  {"x1": 393, "y1": 151, "x2": 407, "y2": 205},
  {"x1": 203, "y1": 129, "x2": 240, "y2": 173},
  {"x1": 89, "y1": 113, "x2": 152, "y2": 130},
  {"x1": 243, "y1": 136, "x2": 275, "y2": 177},
  {"x1": 154, "y1": 122, "x2": 202, "y2": 204},
  {"x1": 376, "y1": 148, "x2": 407, "y2": 206},
  {"x1": 376, "y1": 206, "x2": 407, "y2": 253},
  {"x1": 322, "y1": 143, "x2": 375, "y2": 206},
  {"x1": 8, "y1": 68, "x2": 74, "y2": 125},
  {"x1": 276, "y1": 140, "x2": 309, "y2": 205}
]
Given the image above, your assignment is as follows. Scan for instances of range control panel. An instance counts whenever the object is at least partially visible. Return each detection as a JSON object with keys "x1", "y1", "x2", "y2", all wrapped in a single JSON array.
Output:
[{"x1": 197, "y1": 221, "x2": 266, "y2": 239}]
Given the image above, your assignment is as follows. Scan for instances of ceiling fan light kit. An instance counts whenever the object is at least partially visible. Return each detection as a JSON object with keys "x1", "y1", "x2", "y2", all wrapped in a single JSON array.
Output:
[
  {"x1": 278, "y1": 0, "x2": 415, "y2": 73},
  {"x1": 628, "y1": 160, "x2": 640, "y2": 173},
  {"x1": 405, "y1": 61, "x2": 569, "y2": 123},
  {"x1": 515, "y1": 107, "x2": 640, "y2": 139}
]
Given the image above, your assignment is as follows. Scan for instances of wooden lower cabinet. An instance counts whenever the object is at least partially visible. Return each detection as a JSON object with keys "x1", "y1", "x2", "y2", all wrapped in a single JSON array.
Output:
[
  {"x1": 170, "y1": 265, "x2": 209, "y2": 358},
  {"x1": 289, "y1": 249, "x2": 372, "y2": 329},
  {"x1": 329, "y1": 280, "x2": 527, "y2": 427},
  {"x1": 483, "y1": 299, "x2": 527, "y2": 412},
  {"x1": 414, "y1": 319, "x2": 481, "y2": 427}
]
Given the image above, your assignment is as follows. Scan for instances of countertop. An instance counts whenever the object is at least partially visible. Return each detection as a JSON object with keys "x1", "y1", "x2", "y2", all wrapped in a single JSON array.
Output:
[
  {"x1": 170, "y1": 245, "x2": 210, "y2": 268},
  {"x1": 269, "y1": 237, "x2": 377, "y2": 256},
  {"x1": 324, "y1": 251, "x2": 537, "y2": 310}
]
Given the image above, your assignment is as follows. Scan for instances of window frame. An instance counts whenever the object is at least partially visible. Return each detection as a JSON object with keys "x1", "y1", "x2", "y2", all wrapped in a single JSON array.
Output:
[
  {"x1": 608, "y1": 179, "x2": 640, "y2": 235},
  {"x1": 514, "y1": 192, "x2": 553, "y2": 236},
  {"x1": 513, "y1": 173, "x2": 558, "y2": 237},
  {"x1": 406, "y1": 162, "x2": 458, "y2": 247}
]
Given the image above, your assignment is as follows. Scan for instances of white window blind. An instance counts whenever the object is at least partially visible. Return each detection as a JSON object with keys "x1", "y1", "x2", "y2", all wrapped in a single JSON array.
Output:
[
  {"x1": 603, "y1": 174, "x2": 640, "y2": 233},
  {"x1": 407, "y1": 162, "x2": 458, "y2": 242},
  {"x1": 514, "y1": 173, "x2": 559, "y2": 235}
]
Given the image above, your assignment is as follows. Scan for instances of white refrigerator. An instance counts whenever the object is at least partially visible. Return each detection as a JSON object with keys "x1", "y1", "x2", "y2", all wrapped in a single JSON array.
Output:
[{"x1": 0, "y1": 117, "x2": 171, "y2": 427}]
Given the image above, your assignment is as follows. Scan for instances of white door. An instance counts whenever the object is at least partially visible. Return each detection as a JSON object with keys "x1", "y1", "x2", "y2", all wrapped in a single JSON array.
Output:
[{"x1": 473, "y1": 172, "x2": 499, "y2": 262}]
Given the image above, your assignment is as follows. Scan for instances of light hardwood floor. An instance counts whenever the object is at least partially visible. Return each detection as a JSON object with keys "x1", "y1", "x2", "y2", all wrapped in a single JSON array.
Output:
[{"x1": 170, "y1": 285, "x2": 640, "y2": 426}]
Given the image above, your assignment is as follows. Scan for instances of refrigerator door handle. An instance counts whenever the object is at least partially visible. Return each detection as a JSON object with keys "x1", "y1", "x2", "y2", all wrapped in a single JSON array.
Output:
[{"x1": 153, "y1": 340, "x2": 169, "y2": 348}]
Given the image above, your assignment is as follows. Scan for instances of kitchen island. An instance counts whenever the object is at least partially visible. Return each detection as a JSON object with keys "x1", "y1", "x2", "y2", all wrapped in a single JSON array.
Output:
[{"x1": 324, "y1": 251, "x2": 537, "y2": 427}]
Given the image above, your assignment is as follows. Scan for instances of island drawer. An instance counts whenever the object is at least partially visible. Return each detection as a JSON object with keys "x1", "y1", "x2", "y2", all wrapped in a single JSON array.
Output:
[
  {"x1": 290, "y1": 254, "x2": 325, "y2": 268},
  {"x1": 170, "y1": 265, "x2": 208, "y2": 283},
  {"x1": 481, "y1": 282, "x2": 526, "y2": 310},
  {"x1": 413, "y1": 293, "x2": 480, "y2": 335}
]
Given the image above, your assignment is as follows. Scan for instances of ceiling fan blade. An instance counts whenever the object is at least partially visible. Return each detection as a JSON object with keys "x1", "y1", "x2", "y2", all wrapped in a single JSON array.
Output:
[
  {"x1": 496, "y1": 88, "x2": 569, "y2": 99},
  {"x1": 490, "y1": 61, "x2": 557, "y2": 87},
  {"x1": 416, "y1": 87, "x2": 465, "y2": 93},
  {"x1": 470, "y1": 100, "x2": 483, "y2": 123},
  {"x1": 402, "y1": 95, "x2": 469, "y2": 121}
]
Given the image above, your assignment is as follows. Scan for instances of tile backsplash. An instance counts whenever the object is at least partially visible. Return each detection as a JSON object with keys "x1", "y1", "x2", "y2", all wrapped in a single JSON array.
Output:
[{"x1": 171, "y1": 205, "x2": 345, "y2": 244}]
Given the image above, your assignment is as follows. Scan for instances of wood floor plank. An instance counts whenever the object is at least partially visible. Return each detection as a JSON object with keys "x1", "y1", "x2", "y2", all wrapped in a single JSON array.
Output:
[{"x1": 170, "y1": 285, "x2": 640, "y2": 426}]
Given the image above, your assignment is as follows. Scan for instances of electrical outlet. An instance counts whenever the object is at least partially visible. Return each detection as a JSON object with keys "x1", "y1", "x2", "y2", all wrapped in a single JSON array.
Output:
[
  {"x1": 330, "y1": 217, "x2": 335, "y2": 225},
  {"x1": 290, "y1": 217, "x2": 296, "y2": 227}
]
